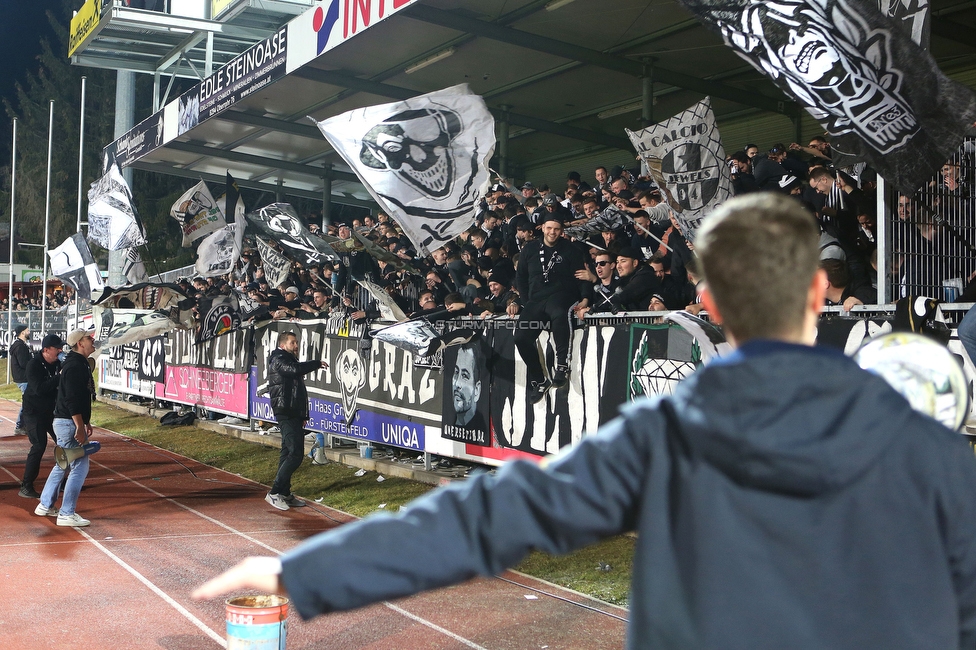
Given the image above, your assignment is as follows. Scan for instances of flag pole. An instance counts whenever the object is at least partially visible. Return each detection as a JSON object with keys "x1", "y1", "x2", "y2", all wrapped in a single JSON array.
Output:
[
  {"x1": 41, "y1": 100, "x2": 54, "y2": 335},
  {"x1": 6, "y1": 118, "x2": 16, "y2": 385},
  {"x1": 75, "y1": 76, "x2": 86, "y2": 331}
]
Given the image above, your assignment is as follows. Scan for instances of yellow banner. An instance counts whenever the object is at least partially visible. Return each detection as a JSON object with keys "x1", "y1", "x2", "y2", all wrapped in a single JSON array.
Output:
[
  {"x1": 211, "y1": 0, "x2": 238, "y2": 19},
  {"x1": 68, "y1": 0, "x2": 101, "y2": 57}
]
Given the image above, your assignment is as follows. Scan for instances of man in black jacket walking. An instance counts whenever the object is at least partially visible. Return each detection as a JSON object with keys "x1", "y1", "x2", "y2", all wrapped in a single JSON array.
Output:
[
  {"x1": 266, "y1": 331, "x2": 328, "y2": 511},
  {"x1": 19, "y1": 334, "x2": 63, "y2": 498},
  {"x1": 9, "y1": 324, "x2": 31, "y2": 435}
]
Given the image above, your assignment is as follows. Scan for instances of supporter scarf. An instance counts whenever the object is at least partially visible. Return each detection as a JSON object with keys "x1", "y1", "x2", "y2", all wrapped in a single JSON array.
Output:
[
  {"x1": 626, "y1": 98, "x2": 732, "y2": 240},
  {"x1": 48, "y1": 233, "x2": 104, "y2": 304},
  {"x1": 170, "y1": 180, "x2": 226, "y2": 247},
  {"x1": 311, "y1": 84, "x2": 495, "y2": 256},
  {"x1": 254, "y1": 236, "x2": 292, "y2": 289},
  {"x1": 87, "y1": 163, "x2": 146, "y2": 251},
  {"x1": 675, "y1": 0, "x2": 976, "y2": 194}
]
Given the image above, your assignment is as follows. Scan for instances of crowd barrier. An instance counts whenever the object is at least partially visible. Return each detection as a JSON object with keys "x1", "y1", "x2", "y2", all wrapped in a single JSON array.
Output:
[{"x1": 94, "y1": 307, "x2": 976, "y2": 468}]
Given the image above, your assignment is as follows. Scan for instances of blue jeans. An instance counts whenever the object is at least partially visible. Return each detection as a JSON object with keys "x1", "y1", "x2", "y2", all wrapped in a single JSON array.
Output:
[
  {"x1": 960, "y1": 305, "x2": 976, "y2": 373},
  {"x1": 15, "y1": 382, "x2": 26, "y2": 429},
  {"x1": 39, "y1": 418, "x2": 90, "y2": 517}
]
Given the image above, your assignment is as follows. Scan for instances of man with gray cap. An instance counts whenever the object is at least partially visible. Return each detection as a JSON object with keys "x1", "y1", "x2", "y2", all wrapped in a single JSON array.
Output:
[
  {"x1": 19, "y1": 333, "x2": 63, "y2": 499},
  {"x1": 9, "y1": 324, "x2": 31, "y2": 435},
  {"x1": 36, "y1": 329, "x2": 97, "y2": 527}
]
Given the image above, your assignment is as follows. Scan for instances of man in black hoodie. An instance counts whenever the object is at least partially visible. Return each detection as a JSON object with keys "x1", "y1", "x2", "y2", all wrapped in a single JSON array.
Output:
[
  {"x1": 265, "y1": 331, "x2": 328, "y2": 511},
  {"x1": 196, "y1": 193, "x2": 976, "y2": 650},
  {"x1": 9, "y1": 324, "x2": 31, "y2": 435}
]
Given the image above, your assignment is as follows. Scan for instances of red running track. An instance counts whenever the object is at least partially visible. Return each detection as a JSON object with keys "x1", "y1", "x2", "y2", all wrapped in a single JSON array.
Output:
[{"x1": 0, "y1": 399, "x2": 628, "y2": 649}]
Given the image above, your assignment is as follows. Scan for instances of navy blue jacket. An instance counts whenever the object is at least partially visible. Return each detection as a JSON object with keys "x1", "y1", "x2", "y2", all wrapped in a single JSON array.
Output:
[{"x1": 280, "y1": 341, "x2": 976, "y2": 648}]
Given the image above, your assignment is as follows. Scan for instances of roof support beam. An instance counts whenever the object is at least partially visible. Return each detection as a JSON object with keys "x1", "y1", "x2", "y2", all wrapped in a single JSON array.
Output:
[
  {"x1": 293, "y1": 68, "x2": 632, "y2": 151},
  {"x1": 131, "y1": 161, "x2": 376, "y2": 208},
  {"x1": 166, "y1": 141, "x2": 359, "y2": 182},
  {"x1": 402, "y1": 4, "x2": 797, "y2": 117},
  {"x1": 931, "y1": 17, "x2": 976, "y2": 49},
  {"x1": 219, "y1": 111, "x2": 325, "y2": 140}
]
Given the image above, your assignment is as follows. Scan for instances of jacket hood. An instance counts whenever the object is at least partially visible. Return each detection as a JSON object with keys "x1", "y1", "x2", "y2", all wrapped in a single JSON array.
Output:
[{"x1": 666, "y1": 340, "x2": 920, "y2": 496}]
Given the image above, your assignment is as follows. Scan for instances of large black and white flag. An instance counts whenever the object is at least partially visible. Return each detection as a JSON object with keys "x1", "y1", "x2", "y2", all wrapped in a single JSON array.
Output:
[
  {"x1": 170, "y1": 180, "x2": 226, "y2": 247},
  {"x1": 311, "y1": 84, "x2": 495, "y2": 256},
  {"x1": 676, "y1": 0, "x2": 976, "y2": 194},
  {"x1": 254, "y1": 236, "x2": 292, "y2": 289},
  {"x1": 879, "y1": 0, "x2": 929, "y2": 49},
  {"x1": 196, "y1": 290, "x2": 268, "y2": 342},
  {"x1": 565, "y1": 205, "x2": 629, "y2": 239},
  {"x1": 87, "y1": 163, "x2": 146, "y2": 251},
  {"x1": 626, "y1": 98, "x2": 732, "y2": 239},
  {"x1": 94, "y1": 311, "x2": 178, "y2": 358},
  {"x1": 194, "y1": 219, "x2": 245, "y2": 278},
  {"x1": 246, "y1": 203, "x2": 338, "y2": 266},
  {"x1": 48, "y1": 233, "x2": 104, "y2": 303}
]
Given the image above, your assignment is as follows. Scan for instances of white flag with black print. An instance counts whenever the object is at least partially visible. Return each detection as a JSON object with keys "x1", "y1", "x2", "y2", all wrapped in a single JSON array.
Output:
[
  {"x1": 675, "y1": 0, "x2": 975, "y2": 194},
  {"x1": 311, "y1": 84, "x2": 496, "y2": 257},
  {"x1": 254, "y1": 236, "x2": 292, "y2": 290},
  {"x1": 48, "y1": 233, "x2": 104, "y2": 302},
  {"x1": 194, "y1": 219, "x2": 245, "y2": 278},
  {"x1": 626, "y1": 98, "x2": 732, "y2": 241},
  {"x1": 170, "y1": 180, "x2": 226, "y2": 247},
  {"x1": 87, "y1": 163, "x2": 146, "y2": 251}
]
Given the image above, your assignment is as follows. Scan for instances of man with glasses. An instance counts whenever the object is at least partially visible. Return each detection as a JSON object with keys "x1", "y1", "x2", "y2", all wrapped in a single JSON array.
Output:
[
  {"x1": 576, "y1": 252, "x2": 619, "y2": 316},
  {"x1": 35, "y1": 330, "x2": 97, "y2": 527}
]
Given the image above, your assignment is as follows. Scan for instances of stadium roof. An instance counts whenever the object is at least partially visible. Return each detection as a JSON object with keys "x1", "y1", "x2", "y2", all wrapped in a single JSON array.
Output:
[{"x1": 73, "y1": 0, "x2": 976, "y2": 208}]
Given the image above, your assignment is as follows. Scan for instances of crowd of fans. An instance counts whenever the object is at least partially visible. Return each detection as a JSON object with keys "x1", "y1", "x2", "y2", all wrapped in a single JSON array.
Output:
[
  {"x1": 176, "y1": 135, "x2": 976, "y2": 323},
  {"x1": 1, "y1": 287, "x2": 74, "y2": 314}
]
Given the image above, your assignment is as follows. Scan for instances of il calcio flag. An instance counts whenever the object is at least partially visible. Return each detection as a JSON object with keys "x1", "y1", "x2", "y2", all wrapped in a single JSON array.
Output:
[
  {"x1": 626, "y1": 98, "x2": 732, "y2": 240},
  {"x1": 312, "y1": 84, "x2": 495, "y2": 256}
]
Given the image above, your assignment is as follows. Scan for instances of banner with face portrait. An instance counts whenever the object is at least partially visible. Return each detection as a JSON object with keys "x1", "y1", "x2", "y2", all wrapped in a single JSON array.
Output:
[
  {"x1": 676, "y1": 0, "x2": 976, "y2": 194},
  {"x1": 311, "y1": 84, "x2": 495, "y2": 257},
  {"x1": 441, "y1": 335, "x2": 491, "y2": 446},
  {"x1": 626, "y1": 98, "x2": 732, "y2": 240}
]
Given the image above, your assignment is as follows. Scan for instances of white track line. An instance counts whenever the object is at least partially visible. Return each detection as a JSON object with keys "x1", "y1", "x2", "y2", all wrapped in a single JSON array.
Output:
[
  {"x1": 383, "y1": 603, "x2": 488, "y2": 649},
  {"x1": 89, "y1": 432, "x2": 491, "y2": 648},
  {"x1": 77, "y1": 528, "x2": 227, "y2": 647}
]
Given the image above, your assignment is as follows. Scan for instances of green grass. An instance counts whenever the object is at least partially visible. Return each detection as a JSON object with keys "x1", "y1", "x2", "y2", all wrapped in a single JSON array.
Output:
[{"x1": 1, "y1": 358, "x2": 634, "y2": 607}]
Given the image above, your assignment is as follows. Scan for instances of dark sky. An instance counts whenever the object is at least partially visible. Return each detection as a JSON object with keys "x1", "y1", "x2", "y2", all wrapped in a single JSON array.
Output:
[{"x1": 0, "y1": 1, "x2": 60, "y2": 109}]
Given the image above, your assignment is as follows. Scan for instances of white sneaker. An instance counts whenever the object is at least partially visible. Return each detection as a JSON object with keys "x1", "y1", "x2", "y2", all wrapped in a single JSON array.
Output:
[
  {"x1": 57, "y1": 512, "x2": 91, "y2": 527},
  {"x1": 265, "y1": 492, "x2": 289, "y2": 511},
  {"x1": 34, "y1": 503, "x2": 58, "y2": 517},
  {"x1": 267, "y1": 426, "x2": 281, "y2": 434},
  {"x1": 218, "y1": 416, "x2": 246, "y2": 425}
]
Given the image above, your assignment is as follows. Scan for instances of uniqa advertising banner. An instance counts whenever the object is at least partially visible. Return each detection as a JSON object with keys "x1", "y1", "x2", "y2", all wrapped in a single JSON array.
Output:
[{"x1": 249, "y1": 320, "x2": 441, "y2": 452}]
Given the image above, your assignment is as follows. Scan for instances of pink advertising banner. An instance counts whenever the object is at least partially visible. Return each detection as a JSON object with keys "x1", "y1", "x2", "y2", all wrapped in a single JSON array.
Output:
[{"x1": 155, "y1": 365, "x2": 249, "y2": 418}]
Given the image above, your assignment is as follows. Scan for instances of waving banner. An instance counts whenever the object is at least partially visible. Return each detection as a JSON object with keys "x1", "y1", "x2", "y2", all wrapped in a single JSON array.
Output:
[
  {"x1": 312, "y1": 84, "x2": 495, "y2": 257},
  {"x1": 254, "y1": 236, "x2": 292, "y2": 289},
  {"x1": 196, "y1": 290, "x2": 268, "y2": 343},
  {"x1": 170, "y1": 180, "x2": 226, "y2": 247},
  {"x1": 87, "y1": 163, "x2": 146, "y2": 251},
  {"x1": 246, "y1": 203, "x2": 338, "y2": 266},
  {"x1": 195, "y1": 219, "x2": 245, "y2": 278},
  {"x1": 675, "y1": 0, "x2": 976, "y2": 194},
  {"x1": 48, "y1": 233, "x2": 104, "y2": 303},
  {"x1": 626, "y1": 98, "x2": 732, "y2": 240}
]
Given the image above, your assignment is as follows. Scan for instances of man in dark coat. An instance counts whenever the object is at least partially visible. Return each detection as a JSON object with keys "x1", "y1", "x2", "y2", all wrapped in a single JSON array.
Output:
[
  {"x1": 265, "y1": 331, "x2": 328, "y2": 511},
  {"x1": 9, "y1": 324, "x2": 31, "y2": 435},
  {"x1": 510, "y1": 213, "x2": 590, "y2": 402},
  {"x1": 18, "y1": 334, "x2": 63, "y2": 498},
  {"x1": 196, "y1": 193, "x2": 976, "y2": 650},
  {"x1": 610, "y1": 246, "x2": 661, "y2": 311}
]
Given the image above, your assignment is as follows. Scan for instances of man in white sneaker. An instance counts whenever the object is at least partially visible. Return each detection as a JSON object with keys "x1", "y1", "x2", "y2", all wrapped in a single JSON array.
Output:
[
  {"x1": 265, "y1": 331, "x2": 328, "y2": 511},
  {"x1": 36, "y1": 330, "x2": 97, "y2": 527}
]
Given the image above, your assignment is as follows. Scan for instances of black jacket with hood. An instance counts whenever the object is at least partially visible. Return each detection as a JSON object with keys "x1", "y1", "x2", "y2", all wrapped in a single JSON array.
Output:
[
  {"x1": 278, "y1": 340, "x2": 976, "y2": 649},
  {"x1": 267, "y1": 348, "x2": 321, "y2": 420}
]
